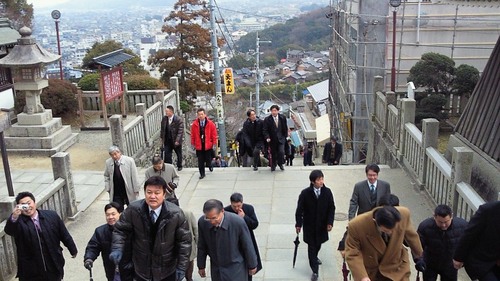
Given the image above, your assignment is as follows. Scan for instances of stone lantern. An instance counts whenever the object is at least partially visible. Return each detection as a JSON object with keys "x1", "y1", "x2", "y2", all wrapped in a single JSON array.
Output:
[{"x1": 0, "y1": 26, "x2": 77, "y2": 155}]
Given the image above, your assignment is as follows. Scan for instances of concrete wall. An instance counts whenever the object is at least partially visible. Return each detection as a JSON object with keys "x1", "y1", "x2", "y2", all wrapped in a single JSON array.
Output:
[{"x1": 445, "y1": 134, "x2": 500, "y2": 201}]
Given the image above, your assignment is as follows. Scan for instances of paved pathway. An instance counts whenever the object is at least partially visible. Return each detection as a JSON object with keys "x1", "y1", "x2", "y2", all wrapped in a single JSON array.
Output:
[{"x1": 1, "y1": 165, "x2": 470, "y2": 280}]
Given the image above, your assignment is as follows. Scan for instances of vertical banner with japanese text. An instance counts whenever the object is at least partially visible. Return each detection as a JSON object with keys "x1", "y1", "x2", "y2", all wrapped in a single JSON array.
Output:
[
  {"x1": 101, "y1": 67, "x2": 124, "y2": 103},
  {"x1": 223, "y1": 68, "x2": 235, "y2": 95}
]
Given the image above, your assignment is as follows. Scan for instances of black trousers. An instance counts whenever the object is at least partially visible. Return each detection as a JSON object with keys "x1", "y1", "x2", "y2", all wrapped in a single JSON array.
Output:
[
  {"x1": 112, "y1": 193, "x2": 129, "y2": 207},
  {"x1": 269, "y1": 142, "x2": 285, "y2": 168},
  {"x1": 478, "y1": 265, "x2": 500, "y2": 281},
  {"x1": 134, "y1": 272, "x2": 176, "y2": 281},
  {"x1": 19, "y1": 271, "x2": 61, "y2": 281},
  {"x1": 252, "y1": 146, "x2": 261, "y2": 168},
  {"x1": 196, "y1": 149, "x2": 212, "y2": 176},
  {"x1": 423, "y1": 265, "x2": 457, "y2": 281},
  {"x1": 307, "y1": 243, "x2": 322, "y2": 274},
  {"x1": 164, "y1": 142, "x2": 183, "y2": 168}
]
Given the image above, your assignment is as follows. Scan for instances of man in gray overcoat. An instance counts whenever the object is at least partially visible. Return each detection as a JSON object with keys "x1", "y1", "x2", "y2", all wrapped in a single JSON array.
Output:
[
  {"x1": 104, "y1": 146, "x2": 140, "y2": 207},
  {"x1": 197, "y1": 199, "x2": 258, "y2": 281}
]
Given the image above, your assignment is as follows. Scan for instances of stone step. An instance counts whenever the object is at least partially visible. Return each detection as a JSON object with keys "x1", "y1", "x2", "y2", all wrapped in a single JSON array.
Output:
[
  {"x1": 5, "y1": 125, "x2": 73, "y2": 149},
  {"x1": 6, "y1": 132, "x2": 79, "y2": 156},
  {"x1": 6, "y1": 117, "x2": 63, "y2": 137}
]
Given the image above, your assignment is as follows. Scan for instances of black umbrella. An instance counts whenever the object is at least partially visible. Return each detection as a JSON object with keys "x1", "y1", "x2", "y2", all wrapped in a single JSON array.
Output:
[
  {"x1": 88, "y1": 267, "x2": 93, "y2": 281},
  {"x1": 416, "y1": 271, "x2": 420, "y2": 281},
  {"x1": 342, "y1": 258, "x2": 350, "y2": 281},
  {"x1": 292, "y1": 234, "x2": 300, "y2": 268}
]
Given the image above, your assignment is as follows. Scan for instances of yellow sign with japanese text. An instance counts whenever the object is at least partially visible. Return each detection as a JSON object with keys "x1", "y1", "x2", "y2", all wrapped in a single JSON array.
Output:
[{"x1": 223, "y1": 68, "x2": 235, "y2": 95}]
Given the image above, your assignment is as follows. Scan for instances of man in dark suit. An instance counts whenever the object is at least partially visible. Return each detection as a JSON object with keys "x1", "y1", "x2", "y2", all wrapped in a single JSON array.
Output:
[
  {"x1": 161, "y1": 105, "x2": 184, "y2": 171},
  {"x1": 263, "y1": 104, "x2": 288, "y2": 171},
  {"x1": 4, "y1": 191, "x2": 78, "y2": 281},
  {"x1": 453, "y1": 201, "x2": 500, "y2": 281},
  {"x1": 322, "y1": 136, "x2": 343, "y2": 165},
  {"x1": 241, "y1": 109, "x2": 264, "y2": 171},
  {"x1": 198, "y1": 199, "x2": 257, "y2": 281},
  {"x1": 295, "y1": 170, "x2": 336, "y2": 281},
  {"x1": 285, "y1": 139, "x2": 296, "y2": 166},
  {"x1": 224, "y1": 193, "x2": 262, "y2": 280},
  {"x1": 348, "y1": 163, "x2": 391, "y2": 220}
]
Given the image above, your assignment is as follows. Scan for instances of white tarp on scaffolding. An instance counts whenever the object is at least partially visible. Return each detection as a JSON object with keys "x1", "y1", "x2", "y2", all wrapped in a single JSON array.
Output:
[
  {"x1": 315, "y1": 114, "x2": 331, "y2": 145},
  {"x1": 307, "y1": 79, "x2": 329, "y2": 102}
]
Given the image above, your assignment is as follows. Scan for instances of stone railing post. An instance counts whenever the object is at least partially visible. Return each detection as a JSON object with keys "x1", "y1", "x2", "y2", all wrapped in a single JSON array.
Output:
[
  {"x1": 155, "y1": 90, "x2": 165, "y2": 114},
  {"x1": 136, "y1": 103, "x2": 150, "y2": 146},
  {"x1": 450, "y1": 147, "x2": 473, "y2": 212},
  {"x1": 384, "y1": 91, "x2": 396, "y2": 132},
  {"x1": 51, "y1": 152, "x2": 77, "y2": 219},
  {"x1": 397, "y1": 98, "x2": 416, "y2": 161},
  {"x1": 121, "y1": 82, "x2": 128, "y2": 116},
  {"x1": 367, "y1": 76, "x2": 384, "y2": 163},
  {"x1": 419, "y1": 118, "x2": 439, "y2": 187},
  {"x1": 110, "y1": 115, "x2": 126, "y2": 154},
  {"x1": 170, "y1": 77, "x2": 181, "y2": 113}
]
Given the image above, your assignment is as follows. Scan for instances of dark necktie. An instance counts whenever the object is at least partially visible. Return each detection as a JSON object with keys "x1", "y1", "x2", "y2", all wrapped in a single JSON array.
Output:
[
  {"x1": 150, "y1": 210, "x2": 157, "y2": 223},
  {"x1": 114, "y1": 161, "x2": 121, "y2": 176}
]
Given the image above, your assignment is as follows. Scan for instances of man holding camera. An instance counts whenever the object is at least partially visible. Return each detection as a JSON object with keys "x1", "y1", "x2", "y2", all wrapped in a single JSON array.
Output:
[{"x1": 4, "y1": 191, "x2": 78, "y2": 281}]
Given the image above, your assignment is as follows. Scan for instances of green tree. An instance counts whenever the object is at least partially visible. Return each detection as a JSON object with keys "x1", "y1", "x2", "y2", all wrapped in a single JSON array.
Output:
[
  {"x1": 149, "y1": 0, "x2": 222, "y2": 100},
  {"x1": 0, "y1": 0, "x2": 33, "y2": 29},
  {"x1": 452, "y1": 64, "x2": 479, "y2": 98},
  {"x1": 15, "y1": 79, "x2": 78, "y2": 116},
  {"x1": 124, "y1": 75, "x2": 163, "y2": 90},
  {"x1": 262, "y1": 55, "x2": 278, "y2": 68},
  {"x1": 227, "y1": 54, "x2": 255, "y2": 69},
  {"x1": 77, "y1": 73, "x2": 100, "y2": 91},
  {"x1": 81, "y1": 40, "x2": 147, "y2": 75},
  {"x1": 407, "y1": 52, "x2": 455, "y2": 94}
]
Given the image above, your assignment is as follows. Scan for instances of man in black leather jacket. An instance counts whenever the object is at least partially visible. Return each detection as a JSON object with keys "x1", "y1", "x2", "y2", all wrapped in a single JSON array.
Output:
[
  {"x1": 110, "y1": 176, "x2": 192, "y2": 281},
  {"x1": 84, "y1": 202, "x2": 133, "y2": 281}
]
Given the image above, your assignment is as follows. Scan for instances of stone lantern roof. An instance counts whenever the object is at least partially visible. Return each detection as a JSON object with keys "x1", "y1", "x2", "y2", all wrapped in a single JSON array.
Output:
[
  {"x1": 0, "y1": 26, "x2": 60, "y2": 67},
  {"x1": 0, "y1": 18, "x2": 20, "y2": 47}
]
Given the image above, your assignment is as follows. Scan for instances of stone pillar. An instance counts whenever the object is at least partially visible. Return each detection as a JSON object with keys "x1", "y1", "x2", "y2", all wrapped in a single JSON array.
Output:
[
  {"x1": 450, "y1": 147, "x2": 473, "y2": 210},
  {"x1": 170, "y1": 76, "x2": 180, "y2": 113},
  {"x1": 384, "y1": 91, "x2": 396, "y2": 132},
  {"x1": 121, "y1": 82, "x2": 128, "y2": 117},
  {"x1": 110, "y1": 115, "x2": 126, "y2": 154},
  {"x1": 397, "y1": 98, "x2": 416, "y2": 161},
  {"x1": 419, "y1": 118, "x2": 439, "y2": 187},
  {"x1": 367, "y1": 76, "x2": 384, "y2": 163},
  {"x1": 51, "y1": 152, "x2": 77, "y2": 218},
  {"x1": 136, "y1": 103, "x2": 151, "y2": 146}
]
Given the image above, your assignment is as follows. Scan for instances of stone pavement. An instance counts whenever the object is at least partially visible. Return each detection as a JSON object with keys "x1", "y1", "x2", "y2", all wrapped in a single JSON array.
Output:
[{"x1": 1, "y1": 165, "x2": 470, "y2": 281}]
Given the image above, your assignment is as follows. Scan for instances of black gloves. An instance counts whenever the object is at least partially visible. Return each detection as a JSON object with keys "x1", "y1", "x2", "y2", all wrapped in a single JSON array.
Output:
[
  {"x1": 414, "y1": 257, "x2": 426, "y2": 272},
  {"x1": 84, "y1": 259, "x2": 93, "y2": 270}
]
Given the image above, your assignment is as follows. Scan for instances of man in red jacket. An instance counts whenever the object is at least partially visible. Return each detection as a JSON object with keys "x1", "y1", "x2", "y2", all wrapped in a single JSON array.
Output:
[{"x1": 191, "y1": 108, "x2": 218, "y2": 179}]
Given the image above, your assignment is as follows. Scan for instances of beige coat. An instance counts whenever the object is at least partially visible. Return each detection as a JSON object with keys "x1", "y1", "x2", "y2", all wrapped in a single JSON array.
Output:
[
  {"x1": 346, "y1": 206, "x2": 423, "y2": 281},
  {"x1": 182, "y1": 209, "x2": 198, "y2": 261},
  {"x1": 104, "y1": 155, "x2": 140, "y2": 203}
]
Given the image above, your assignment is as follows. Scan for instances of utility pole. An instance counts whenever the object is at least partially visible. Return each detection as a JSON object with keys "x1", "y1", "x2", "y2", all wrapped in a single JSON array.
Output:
[
  {"x1": 209, "y1": 0, "x2": 227, "y2": 157},
  {"x1": 255, "y1": 33, "x2": 271, "y2": 111}
]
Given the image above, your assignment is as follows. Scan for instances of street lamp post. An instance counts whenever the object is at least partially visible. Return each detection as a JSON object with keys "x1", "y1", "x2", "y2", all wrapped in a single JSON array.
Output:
[
  {"x1": 389, "y1": 0, "x2": 401, "y2": 92},
  {"x1": 51, "y1": 10, "x2": 63, "y2": 80}
]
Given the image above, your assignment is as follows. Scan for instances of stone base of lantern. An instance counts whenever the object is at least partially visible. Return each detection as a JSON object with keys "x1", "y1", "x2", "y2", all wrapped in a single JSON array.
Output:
[{"x1": 5, "y1": 109, "x2": 78, "y2": 156}]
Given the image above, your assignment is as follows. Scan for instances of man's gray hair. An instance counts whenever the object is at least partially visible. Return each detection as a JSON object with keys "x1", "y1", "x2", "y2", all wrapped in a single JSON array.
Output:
[{"x1": 108, "y1": 145, "x2": 121, "y2": 154}]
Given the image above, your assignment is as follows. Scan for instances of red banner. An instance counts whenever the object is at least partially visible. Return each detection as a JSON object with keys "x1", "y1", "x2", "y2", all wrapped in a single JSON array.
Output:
[{"x1": 101, "y1": 67, "x2": 124, "y2": 103}]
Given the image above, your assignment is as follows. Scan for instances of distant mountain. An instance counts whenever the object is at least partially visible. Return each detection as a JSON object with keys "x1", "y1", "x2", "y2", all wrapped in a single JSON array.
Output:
[{"x1": 235, "y1": 7, "x2": 332, "y2": 58}]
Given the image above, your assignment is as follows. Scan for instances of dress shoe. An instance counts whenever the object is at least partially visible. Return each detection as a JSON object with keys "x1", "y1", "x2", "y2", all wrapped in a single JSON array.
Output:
[
  {"x1": 209, "y1": 166, "x2": 213, "y2": 172},
  {"x1": 199, "y1": 175, "x2": 205, "y2": 179},
  {"x1": 311, "y1": 273, "x2": 318, "y2": 281},
  {"x1": 178, "y1": 167, "x2": 183, "y2": 171},
  {"x1": 253, "y1": 166, "x2": 258, "y2": 171},
  {"x1": 317, "y1": 258, "x2": 322, "y2": 265},
  {"x1": 279, "y1": 164, "x2": 284, "y2": 171},
  {"x1": 271, "y1": 167, "x2": 276, "y2": 172}
]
